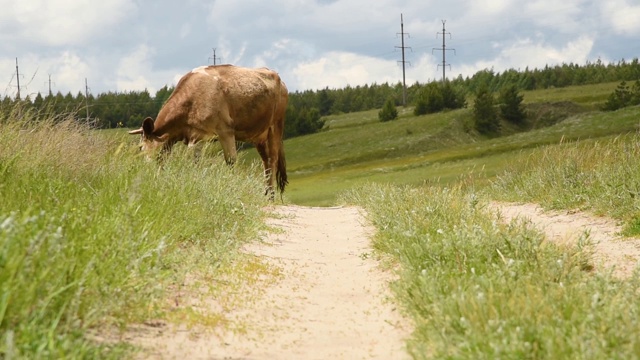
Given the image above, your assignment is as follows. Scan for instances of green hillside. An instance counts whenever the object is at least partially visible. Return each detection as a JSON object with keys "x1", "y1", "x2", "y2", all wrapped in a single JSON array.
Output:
[{"x1": 257, "y1": 81, "x2": 635, "y2": 205}]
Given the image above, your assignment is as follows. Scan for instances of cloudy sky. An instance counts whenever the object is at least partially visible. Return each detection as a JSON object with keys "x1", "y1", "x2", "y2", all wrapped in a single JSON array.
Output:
[{"x1": 2, "y1": 0, "x2": 640, "y2": 99}]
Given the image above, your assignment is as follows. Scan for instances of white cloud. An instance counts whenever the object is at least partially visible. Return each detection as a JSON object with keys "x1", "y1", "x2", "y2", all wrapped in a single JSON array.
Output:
[
  {"x1": 2, "y1": 0, "x2": 136, "y2": 47},
  {"x1": 601, "y1": 0, "x2": 640, "y2": 35},
  {"x1": 455, "y1": 36, "x2": 594, "y2": 78},
  {"x1": 291, "y1": 52, "x2": 401, "y2": 90},
  {"x1": 116, "y1": 45, "x2": 156, "y2": 92},
  {"x1": 50, "y1": 52, "x2": 92, "y2": 95}
]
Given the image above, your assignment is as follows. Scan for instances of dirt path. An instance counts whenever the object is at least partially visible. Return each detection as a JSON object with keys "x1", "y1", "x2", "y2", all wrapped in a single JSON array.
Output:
[
  {"x1": 492, "y1": 202, "x2": 640, "y2": 279},
  {"x1": 122, "y1": 202, "x2": 640, "y2": 359},
  {"x1": 131, "y1": 205, "x2": 410, "y2": 359}
]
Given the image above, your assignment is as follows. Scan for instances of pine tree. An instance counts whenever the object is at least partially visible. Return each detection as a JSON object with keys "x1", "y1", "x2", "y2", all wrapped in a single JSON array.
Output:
[
  {"x1": 414, "y1": 83, "x2": 443, "y2": 116},
  {"x1": 473, "y1": 85, "x2": 500, "y2": 134},
  {"x1": 499, "y1": 84, "x2": 526, "y2": 125},
  {"x1": 378, "y1": 97, "x2": 398, "y2": 122}
]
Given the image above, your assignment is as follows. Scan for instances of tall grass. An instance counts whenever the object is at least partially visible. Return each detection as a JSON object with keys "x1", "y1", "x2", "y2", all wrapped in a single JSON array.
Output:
[
  {"x1": 490, "y1": 133, "x2": 640, "y2": 235},
  {"x1": 0, "y1": 106, "x2": 269, "y2": 358},
  {"x1": 342, "y1": 184, "x2": 640, "y2": 359}
]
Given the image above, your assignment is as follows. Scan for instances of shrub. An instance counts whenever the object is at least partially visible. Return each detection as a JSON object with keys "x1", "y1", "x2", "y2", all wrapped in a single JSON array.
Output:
[
  {"x1": 379, "y1": 97, "x2": 398, "y2": 122},
  {"x1": 473, "y1": 85, "x2": 500, "y2": 134},
  {"x1": 414, "y1": 83, "x2": 444, "y2": 116},
  {"x1": 499, "y1": 84, "x2": 527, "y2": 125},
  {"x1": 602, "y1": 80, "x2": 640, "y2": 111},
  {"x1": 414, "y1": 82, "x2": 466, "y2": 116}
]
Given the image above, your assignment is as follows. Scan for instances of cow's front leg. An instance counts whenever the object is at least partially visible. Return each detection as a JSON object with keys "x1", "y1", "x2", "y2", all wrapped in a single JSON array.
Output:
[{"x1": 218, "y1": 131, "x2": 238, "y2": 165}]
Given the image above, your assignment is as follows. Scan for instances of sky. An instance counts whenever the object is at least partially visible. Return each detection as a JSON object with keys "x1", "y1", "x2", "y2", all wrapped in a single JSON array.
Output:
[{"x1": 2, "y1": 0, "x2": 640, "y2": 99}]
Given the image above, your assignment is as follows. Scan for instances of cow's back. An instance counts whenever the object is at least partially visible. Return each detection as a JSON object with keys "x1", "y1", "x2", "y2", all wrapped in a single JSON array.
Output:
[{"x1": 190, "y1": 65, "x2": 284, "y2": 141}]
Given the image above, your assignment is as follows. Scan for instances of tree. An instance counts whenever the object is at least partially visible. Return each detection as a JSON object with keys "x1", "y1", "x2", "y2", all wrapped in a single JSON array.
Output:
[
  {"x1": 317, "y1": 88, "x2": 334, "y2": 116},
  {"x1": 603, "y1": 81, "x2": 631, "y2": 111},
  {"x1": 473, "y1": 85, "x2": 500, "y2": 134},
  {"x1": 378, "y1": 97, "x2": 398, "y2": 122},
  {"x1": 284, "y1": 104, "x2": 325, "y2": 137},
  {"x1": 499, "y1": 84, "x2": 526, "y2": 125},
  {"x1": 414, "y1": 83, "x2": 443, "y2": 115},
  {"x1": 441, "y1": 81, "x2": 467, "y2": 109}
]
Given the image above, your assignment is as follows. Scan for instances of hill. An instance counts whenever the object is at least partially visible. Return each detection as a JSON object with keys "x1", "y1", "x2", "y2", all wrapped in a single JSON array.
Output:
[{"x1": 250, "y1": 81, "x2": 636, "y2": 205}]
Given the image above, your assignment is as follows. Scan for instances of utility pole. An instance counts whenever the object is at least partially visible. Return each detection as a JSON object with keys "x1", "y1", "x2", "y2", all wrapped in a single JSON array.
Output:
[
  {"x1": 85, "y1": 78, "x2": 90, "y2": 121},
  {"x1": 433, "y1": 20, "x2": 455, "y2": 83},
  {"x1": 15, "y1": 58, "x2": 21, "y2": 100},
  {"x1": 209, "y1": 48, "x2": 222, "y2": 65},
  {"x1": 395, "y1": 13, "x2": 411, "y2": 106}
]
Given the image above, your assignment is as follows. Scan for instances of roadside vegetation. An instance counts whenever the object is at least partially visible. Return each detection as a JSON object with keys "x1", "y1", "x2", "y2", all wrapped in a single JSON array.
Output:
[
  {"x1": 0, "y1": 106, "x2": 269, "y2": 358},
  {"x1": 342, "y1": 184, "x2": 640, "y2": 359}
]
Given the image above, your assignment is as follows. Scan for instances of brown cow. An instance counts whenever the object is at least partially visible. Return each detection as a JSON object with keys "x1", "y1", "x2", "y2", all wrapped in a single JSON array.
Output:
[{"x1": 129, "y1": 64, "x2": 288, "y2": 198}]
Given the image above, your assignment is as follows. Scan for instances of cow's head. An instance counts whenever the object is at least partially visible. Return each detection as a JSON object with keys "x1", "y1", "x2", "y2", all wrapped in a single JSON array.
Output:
[{"x1": 129, "y1": 117, "x2": 166, "y2": 158}]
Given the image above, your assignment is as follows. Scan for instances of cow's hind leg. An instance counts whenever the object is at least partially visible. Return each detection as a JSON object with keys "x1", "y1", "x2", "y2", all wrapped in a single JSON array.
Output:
[{"x1": 256, "y1": 142, "x2": 275, "y2": 199}]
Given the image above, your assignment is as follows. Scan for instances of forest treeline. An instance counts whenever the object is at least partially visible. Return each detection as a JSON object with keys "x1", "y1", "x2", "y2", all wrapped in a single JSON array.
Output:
[{"x1": 2, "y1": 58, "x2": 640, "y2": 138}]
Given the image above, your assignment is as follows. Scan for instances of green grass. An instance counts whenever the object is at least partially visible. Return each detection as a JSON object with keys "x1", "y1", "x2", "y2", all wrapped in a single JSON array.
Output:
[
  {"x1": 265, "y1": 82, "x2": 639, "y2": 206},
  {"x1": 342, "y1": 184, "x2": 640, "y2": 359},
  {"x1": 0, "y1": 107, "x2": 270, "y2": 358},
  {"x1": 489, "y1": 132, "x2": 640, "y2": 235}
]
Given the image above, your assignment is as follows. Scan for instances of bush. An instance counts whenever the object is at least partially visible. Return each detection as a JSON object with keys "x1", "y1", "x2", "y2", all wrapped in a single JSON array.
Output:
[
  {"x1": 441, "y1": 81, "x2": 467, "y2": 110},
  {"x1": 379, "y1": 97, "x2": 398, "y2": 122},
  {"x1": 473, "y1": 85, "x2": 500, "y2": 134},
  {"x1": 602, "y1": 80, "x2": 640, "y2": 111},
  {"x1": 499, "y1": 84, "x2": 527, "y2": 125},
  {"x1": 414, "y1": 82, "x2": 466, "y2": 116}
]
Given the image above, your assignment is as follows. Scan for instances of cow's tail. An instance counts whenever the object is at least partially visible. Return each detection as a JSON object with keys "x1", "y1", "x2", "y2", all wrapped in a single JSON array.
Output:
[
  {"x1": 275, "y1": 76, "x2": 288, "y2": 195},
  {"x1": 276, "y1": 143, "x2": 288, "y2": 194}
]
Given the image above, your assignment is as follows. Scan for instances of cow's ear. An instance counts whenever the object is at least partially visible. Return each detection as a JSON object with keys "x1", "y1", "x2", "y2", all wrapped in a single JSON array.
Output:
[{"x1": 142, "y1": 117, "x2": 155, "y2": 136}]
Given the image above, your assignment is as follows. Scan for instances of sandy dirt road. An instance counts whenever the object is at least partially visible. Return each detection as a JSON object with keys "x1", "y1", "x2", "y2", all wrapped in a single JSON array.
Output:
[
  {"x1": 124, "y1": 202, "x2": 640, "y2": 359},
  {"x1": 131, "y1": 205, "x2": 410, "y2": 359},
  {"x1": 492, "y1": 202, "x2": 640, "y2": 279}
]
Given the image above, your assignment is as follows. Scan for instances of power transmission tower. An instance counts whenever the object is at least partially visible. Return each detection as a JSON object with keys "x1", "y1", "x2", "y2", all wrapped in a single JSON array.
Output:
[
  {"x1": 85, "y1": 78, "x2": 90, "y2": 120},
  {"x1": 45, "y1": 74, "x2": 55, "y2": 97},
  {"x1": 396, "y1": 13, "x2": 411, "y2": 106},
  {"x1": 433, "y1": 20, "x2": 455, "y2": 83},
  {"x1": 209, "y1": 48, "x2": 222, "y2": 65},
  {"x1": 15, "y1": 58, "x2": 22, "y2": 100}
]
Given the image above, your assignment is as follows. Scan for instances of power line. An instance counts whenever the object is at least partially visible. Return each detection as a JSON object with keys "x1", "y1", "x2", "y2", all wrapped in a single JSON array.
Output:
[
  {"x1": 433, "y1": 20, "x2": 455, "y2": 83},
  {"x1": 396, "y1": 13, "x2": 411, "y2": 106}
]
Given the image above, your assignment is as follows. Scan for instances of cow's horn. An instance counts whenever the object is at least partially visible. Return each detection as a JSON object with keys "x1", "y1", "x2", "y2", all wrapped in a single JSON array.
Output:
[{"x1": 129, "y1": 128, "x2": 143, "y2": 135}]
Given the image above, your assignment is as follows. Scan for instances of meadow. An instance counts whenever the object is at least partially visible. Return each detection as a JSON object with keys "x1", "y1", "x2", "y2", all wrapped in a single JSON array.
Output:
[{"x1": 2, "y1": 80, "x2": 640, "y2": 358}]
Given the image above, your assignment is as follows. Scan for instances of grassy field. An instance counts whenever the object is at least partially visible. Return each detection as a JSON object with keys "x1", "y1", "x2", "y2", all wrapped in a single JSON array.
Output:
[
  {"x1": 0, "y1": 108, "x2": 271, "y2": 358},
  {"x1": 259, "y1": 81, "x2": 637, "y2": 205},
  {"x1": 3, "y1": 80, "x2": 640, "y2": 358},
  {"x1": 342, "y1": 184, "x2": 640, "y2": 359}
]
